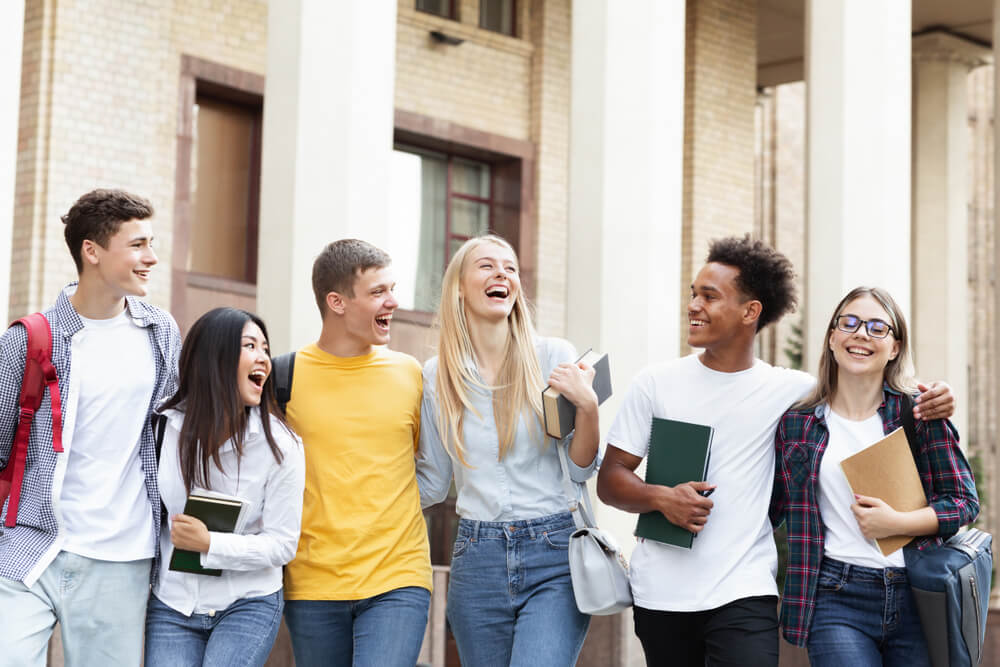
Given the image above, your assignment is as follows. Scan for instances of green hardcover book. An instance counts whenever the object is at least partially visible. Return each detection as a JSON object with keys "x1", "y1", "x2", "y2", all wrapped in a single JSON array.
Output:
[
  {"x1": 635, "y1": 417, "x2": 714, "y2": 549},
  {"x1": 168, "y1": 494, "x2": 245, "y2": 577}
]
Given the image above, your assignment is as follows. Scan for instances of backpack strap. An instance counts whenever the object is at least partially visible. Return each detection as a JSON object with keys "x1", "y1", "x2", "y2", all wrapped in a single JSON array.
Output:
[
  {"x1": 899, "y1": 392, "x2": 920, "y2": 460},
  {"x1": 2, "y1": 313, "x2": 63, "y2": 528},
  {"x1": 272, "y1": 352, "x2": 296, "y2": 415},
  {"x1": 151, "y1": 413, "x2": 168, "y2": 527}
]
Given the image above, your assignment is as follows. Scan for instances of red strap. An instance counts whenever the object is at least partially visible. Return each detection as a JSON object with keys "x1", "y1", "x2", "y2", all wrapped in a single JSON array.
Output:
[
  {"x1": 4, "y1": 410, "x2": 32, "y2": 527},
  {"x1": 2, "y1": 313, "x2": 61, "y2": 527}
]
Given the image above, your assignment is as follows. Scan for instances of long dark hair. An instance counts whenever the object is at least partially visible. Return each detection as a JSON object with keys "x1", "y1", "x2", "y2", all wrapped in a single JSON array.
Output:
[{"x1": 160, "y1": 307, "x2": 288, "y2": 493}]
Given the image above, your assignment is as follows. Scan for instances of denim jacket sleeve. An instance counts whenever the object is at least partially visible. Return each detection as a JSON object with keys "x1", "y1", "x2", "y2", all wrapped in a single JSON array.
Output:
[{"x1": 415, "y1": 372, "x2": 454, "y2": 510}]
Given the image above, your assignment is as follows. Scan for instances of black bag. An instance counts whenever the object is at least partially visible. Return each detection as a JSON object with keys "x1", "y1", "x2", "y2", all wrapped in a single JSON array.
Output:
[{"x1": 900, "y1": 394, "x2": 992, "y2": 667}]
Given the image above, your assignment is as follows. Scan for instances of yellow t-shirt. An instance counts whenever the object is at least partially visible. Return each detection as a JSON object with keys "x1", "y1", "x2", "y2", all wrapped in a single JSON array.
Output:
[{"x1": 283, "y1": 344, "x2": 431, "y2": 599}]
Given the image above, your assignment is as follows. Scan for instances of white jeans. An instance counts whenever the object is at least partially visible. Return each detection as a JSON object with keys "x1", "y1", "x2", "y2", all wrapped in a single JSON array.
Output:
[{"x1": 0, "y1": 551, "x2": 152, "y2": 667}]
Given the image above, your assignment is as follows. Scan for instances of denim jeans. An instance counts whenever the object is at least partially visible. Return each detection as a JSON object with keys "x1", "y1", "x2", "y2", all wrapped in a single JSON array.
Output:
[
  {"x1": 0, "y1": 551, "x2": 151, "y2": 667},
  {"x1": 447, "y1": 512, "x2": 591, "y2": 667},
  {"x1": 283, "y1": 586, "x2": 431, "y2": 667},
  {"x1": 144, "y1": 591, "x2": 284, "y2": 667},
  {"x1": 807, "y1": 557, "x2": 931, "y2": 667}
]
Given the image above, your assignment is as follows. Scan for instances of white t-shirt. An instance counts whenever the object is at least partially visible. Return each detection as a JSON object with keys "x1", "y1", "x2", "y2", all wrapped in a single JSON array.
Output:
[
  {"x1": 819, "y1": 407, "x2": 905, "y2": 568},
  {"x1": 60, "y1": 310, "x2": 156, "y2": 561},
  {"x1": 606, "y1": 354, "x2": 814, "y2": 612}
]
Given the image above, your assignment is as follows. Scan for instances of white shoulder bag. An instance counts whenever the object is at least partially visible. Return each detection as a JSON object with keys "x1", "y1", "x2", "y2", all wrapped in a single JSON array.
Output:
[{"x1": 557, "y1": 445, "x2": 633, "y2": 615}]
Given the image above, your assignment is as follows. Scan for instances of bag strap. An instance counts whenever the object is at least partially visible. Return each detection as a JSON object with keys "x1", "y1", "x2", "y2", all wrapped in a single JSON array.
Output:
[
  {"x1": 151, "y1": 413, "x2": 168, "y2": 526},
  {"x1": 3, "y1": 313, "x2": 63, "y2": 528},
  {"x1": 556, "y1": 442, "x2": 597, "y2": 531},
  {"x1": 899, "y1": 393, "x2": 919, "y2": 460},
  {"x1": 272, "y1": 352, "x2": 296, "y2": 415}
]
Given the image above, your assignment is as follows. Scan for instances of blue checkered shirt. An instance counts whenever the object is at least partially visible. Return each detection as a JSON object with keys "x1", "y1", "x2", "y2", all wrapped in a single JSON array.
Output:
[{"x1": 0, "y1": 285, "x2": 181, "y2": 585}]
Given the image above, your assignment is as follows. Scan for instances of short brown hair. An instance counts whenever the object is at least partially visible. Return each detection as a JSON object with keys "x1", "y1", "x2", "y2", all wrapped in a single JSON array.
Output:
[
  {"x1": 62, "y1": 189, "x2": 154, "y2": 272},
  {"x1": 311, "y1": 239, "x2": 391, "y2": 316}
]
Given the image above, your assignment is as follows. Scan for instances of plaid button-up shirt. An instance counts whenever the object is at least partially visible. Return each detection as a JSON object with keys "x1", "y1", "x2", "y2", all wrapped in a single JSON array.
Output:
[
  {"x1": 0, "y1": 284, "x2": 181, "y2": 586},
  {"x1": 770, "y1": 386, "x2": 979, "y2": 647}
]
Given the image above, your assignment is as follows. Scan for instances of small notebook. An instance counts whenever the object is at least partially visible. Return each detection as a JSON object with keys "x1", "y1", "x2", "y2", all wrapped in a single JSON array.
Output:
[{"x1": 168, "y1": 492, "x2": 248, "y2": 576}]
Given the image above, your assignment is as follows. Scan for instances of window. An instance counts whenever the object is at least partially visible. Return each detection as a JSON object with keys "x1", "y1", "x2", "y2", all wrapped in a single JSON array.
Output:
[
  {"x1": 387, "y1": 146, "x2": 492, "y2": 312},
  {"x1": 189, "y1": 94, "x2": 260, "y2": 283},
  {"x1": 480, "y1": 0, "x2": 515, "y2": 36},
  {"x1": 416, "y1": 0, "x2": 456, "y2": 20},
  {"x1": 172, "y1": 56, "x2": 264, "y2": 335}
]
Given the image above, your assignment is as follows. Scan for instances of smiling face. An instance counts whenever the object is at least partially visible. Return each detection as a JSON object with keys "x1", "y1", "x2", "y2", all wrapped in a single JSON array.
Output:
[
  {"x1": 459, "y1": 242, "x2": 521, "y2": 325},
  {"x1": 82, "y1": 218, "x2": 157, "y2": 298},
  {"x1": 828, "y1": 294, "x2": 900, "y2": 382},
  {"x1": 338, "y1": 265, "x2": 398, "y2": 353},
  {"x1": 237, "y1": 320, "x2": 271, "y2": 407},
  {"x1": 687, "y1": 262, "x2": 758, "y2": 351}
]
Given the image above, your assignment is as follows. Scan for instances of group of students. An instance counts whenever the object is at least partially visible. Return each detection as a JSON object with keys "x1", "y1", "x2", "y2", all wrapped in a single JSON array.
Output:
[{"x1": 0, "y1": 187, "x2": 979, "y2": 667}]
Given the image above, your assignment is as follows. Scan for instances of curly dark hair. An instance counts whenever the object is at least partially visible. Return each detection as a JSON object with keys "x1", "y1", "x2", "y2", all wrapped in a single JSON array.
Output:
[{"x1": 706, "y1": 235, "x2": 797, "y2": 331}]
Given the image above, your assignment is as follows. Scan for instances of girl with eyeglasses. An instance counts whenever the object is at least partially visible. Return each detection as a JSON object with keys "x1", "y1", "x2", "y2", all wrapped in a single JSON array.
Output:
[
  {"x1": 416, "y1": 234, "x2": 599, "y2": 666},
  {"x1": 144, "y1": 308, "x2": 305, "y2": 666},
  {"x1": 770, "y1": 286, "x2": 979, "y2": 666}
]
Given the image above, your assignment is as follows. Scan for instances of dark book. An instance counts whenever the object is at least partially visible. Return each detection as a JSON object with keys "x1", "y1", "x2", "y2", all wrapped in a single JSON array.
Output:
[
  {"x1": 635, "y1": 417, "x2": 714, "y2": 549},
  {"x1": 542, "y1": 349, "x2": 612, "y2": 439},
  {"x1": 168, "y1": 493, "x2": 247, "y2": 577}
]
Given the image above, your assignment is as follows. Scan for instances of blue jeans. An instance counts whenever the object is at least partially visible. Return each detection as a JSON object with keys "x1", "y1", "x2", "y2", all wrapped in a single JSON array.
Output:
[
  {"x1": 0, "y1": 551, "x2": 151, "y2": 667},
  {"x1": 447, "y1": 512, "x2": 591, "y2": 667},
  {"x1": 807, "y1": 557, "x2": 931, "y2": 667},
  {"x1": 283, "y1": 586, "x2": 431, "y2": 667},
  {"x1": 144, "y1": 591, "x2": 284, "y2": 667}
]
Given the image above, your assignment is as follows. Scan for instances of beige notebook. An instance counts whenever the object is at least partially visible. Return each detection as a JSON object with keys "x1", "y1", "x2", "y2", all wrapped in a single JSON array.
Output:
[{"x1": 839, "y1": 426, "x2": 928, "y2": 556}]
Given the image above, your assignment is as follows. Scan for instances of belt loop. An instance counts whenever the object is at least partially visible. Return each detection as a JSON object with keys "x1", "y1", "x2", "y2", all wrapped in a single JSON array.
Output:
[
  {"x1": 527, "y1": 523, "x2": 537, "y2": 539},
  {"x1": 471, "y1": 521, "x2": 480, "y2": 541},
  {"x1": 842, "y1": 561, "x2": 851, "y2": 583}
]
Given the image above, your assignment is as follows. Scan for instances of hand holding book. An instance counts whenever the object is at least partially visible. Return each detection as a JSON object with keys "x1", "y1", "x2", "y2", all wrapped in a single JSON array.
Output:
[{"x1": 171, "y1": 513, "x2": 211, "y2": 553}]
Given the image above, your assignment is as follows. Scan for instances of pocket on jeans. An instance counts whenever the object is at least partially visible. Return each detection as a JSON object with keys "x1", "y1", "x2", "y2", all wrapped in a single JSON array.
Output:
[
  {"x1": 452, "y1": 536, "x2": 471, "y2": 559},
  {"x1": 816, "y1": 571, "x2": 844, "y2": 592},
  {"x1": 542, "y1": 527, "x2": 573, "y2": 550}
]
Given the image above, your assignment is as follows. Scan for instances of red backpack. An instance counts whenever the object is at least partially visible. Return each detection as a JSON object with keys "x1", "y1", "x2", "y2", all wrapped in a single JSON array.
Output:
[{"x1": 0, "y1": 313, "x2": 63, "y2": 528}]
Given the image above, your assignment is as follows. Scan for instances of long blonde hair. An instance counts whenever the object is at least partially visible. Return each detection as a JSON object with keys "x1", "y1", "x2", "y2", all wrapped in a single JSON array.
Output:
[
  {"x1": 797, "y1": 286, "x2": 917, "y2": 410},
  {"x1": 434, "y1": 235, "x2": 545, "y2": 465}
]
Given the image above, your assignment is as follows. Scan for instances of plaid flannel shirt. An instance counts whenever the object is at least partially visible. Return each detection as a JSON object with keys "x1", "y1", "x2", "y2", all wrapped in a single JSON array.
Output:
[
  {"x1": 0, "y1": 284, "x2": 181, "y2": 586},
  {"x1": 769, "y1": 385, "x2": 979, "y2": 647}
]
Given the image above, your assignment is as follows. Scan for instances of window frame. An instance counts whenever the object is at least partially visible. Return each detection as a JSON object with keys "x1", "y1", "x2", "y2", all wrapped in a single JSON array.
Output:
[
  {"x1": 172, "y1": 55, "x2": 264, "y2": 333},
  {"x1": 415, "y1": 0, "x2": 458, "y2": 21},
  {"x1": 392, "y1": 110, "x2": 536, "y2": 325},
  {"x1": 479, "y1": 0, "x2": 517, "y2": 37}
]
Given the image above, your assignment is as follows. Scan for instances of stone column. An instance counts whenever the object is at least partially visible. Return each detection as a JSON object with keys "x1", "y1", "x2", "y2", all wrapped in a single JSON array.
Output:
[
  {"x1": 567, "y1": 5, "x2": 685, "y2": 664},
  {"x1": 257, "y1": 0, "x2": 398, "y2": 353},
  {"x1": 911, "y1": 31, "x2": 989, "y2": 438},
  {"x1": 567, "y1": 0, "x2": 685, "y2": 542},
  {"x1": 803, "y1": 0, "x2": 912, "y2": 370},
  {"x1": 0, "y1": 1, "x2": 24, "y2": 323}
]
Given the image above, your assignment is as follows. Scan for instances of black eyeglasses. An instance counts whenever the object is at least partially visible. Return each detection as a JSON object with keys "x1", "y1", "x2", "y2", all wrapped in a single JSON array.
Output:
[{"x1": 835, "y1": 314, "x2": 894, "y2": 339}]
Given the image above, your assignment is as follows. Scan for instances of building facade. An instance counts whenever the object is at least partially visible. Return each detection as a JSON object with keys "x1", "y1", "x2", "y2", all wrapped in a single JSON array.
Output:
[{"x1": 3, "y1": 1, "x2": 999, "y2": 665}]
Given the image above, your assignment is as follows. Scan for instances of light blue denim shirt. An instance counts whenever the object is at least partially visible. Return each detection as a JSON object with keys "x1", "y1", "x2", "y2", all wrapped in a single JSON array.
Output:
[{"x1": 417, "y1": 337, "x2": 598, "y2": 521}]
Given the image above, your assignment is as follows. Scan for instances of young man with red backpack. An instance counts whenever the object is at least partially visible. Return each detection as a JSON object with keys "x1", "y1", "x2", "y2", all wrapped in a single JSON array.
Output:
[{"x1": 0, "y1": 189, "x2": 181, "y2": 666}]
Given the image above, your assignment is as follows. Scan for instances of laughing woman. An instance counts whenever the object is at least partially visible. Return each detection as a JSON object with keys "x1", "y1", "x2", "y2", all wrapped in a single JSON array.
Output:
[
  {"x1": 417, "y1": 234, "x2": 599, "y2": 666},
  {"x1": 144, "y1": 307, "x2": 305, "y2": 667},
  {"x1": 771, "y1": 287, "x2": 978, "y2": 666}
]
